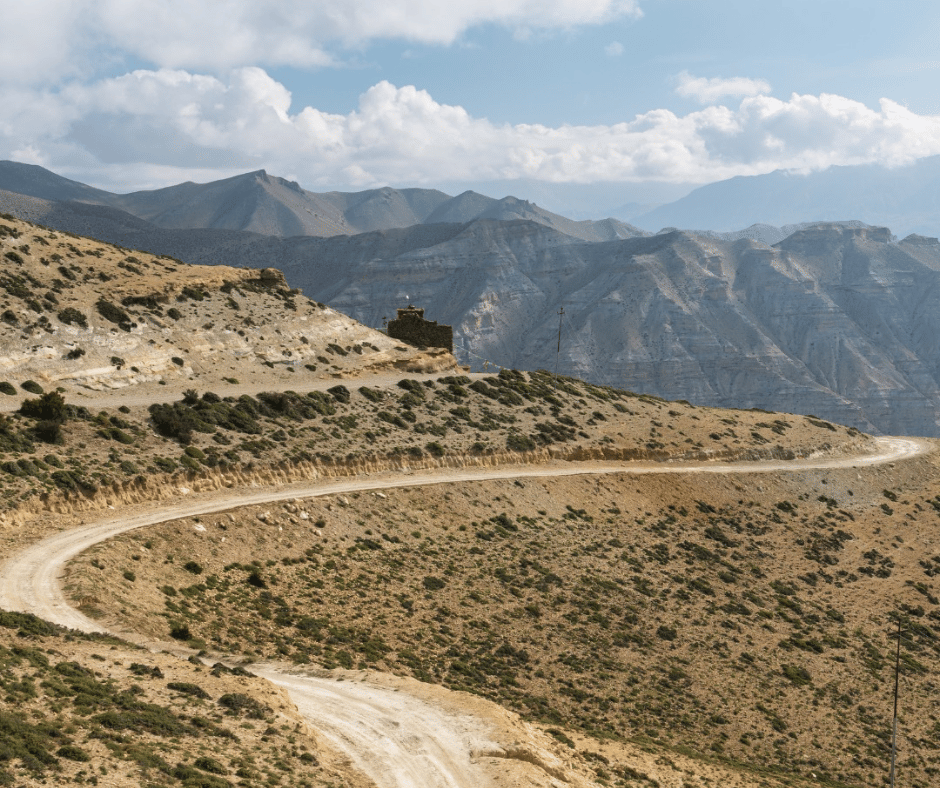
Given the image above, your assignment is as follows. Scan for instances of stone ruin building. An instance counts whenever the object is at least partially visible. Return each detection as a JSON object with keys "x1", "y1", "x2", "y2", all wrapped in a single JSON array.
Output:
[{"x1": 387, "y1": 306, "x2": 453, "y2": 353}]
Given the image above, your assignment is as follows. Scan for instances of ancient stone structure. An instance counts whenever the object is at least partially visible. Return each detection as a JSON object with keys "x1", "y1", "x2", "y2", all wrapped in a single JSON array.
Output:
[{"x1": 387, "y1": 306, "x2": 453, "y2": 353}]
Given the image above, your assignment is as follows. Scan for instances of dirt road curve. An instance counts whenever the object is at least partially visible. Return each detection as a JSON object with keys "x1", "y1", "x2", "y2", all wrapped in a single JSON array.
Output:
[
  {"x1": 252, "y1": 667, "x2": 498, "y2": 788},
  {"x1": 0, "y1": 436, "x2": 927, "y2": 788}
]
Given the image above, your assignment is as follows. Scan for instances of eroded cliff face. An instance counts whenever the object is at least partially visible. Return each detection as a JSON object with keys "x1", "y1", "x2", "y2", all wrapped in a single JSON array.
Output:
[{"x1": 305, "y1": 222, "x2": 940, "y2": 436}]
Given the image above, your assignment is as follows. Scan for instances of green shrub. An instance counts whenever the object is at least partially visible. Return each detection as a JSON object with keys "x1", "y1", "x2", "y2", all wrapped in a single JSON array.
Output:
[
  {"x1": 507, "y1": 433, "x2": 536, "y2": 452},
  {"x1": 179, "y1": 286, "x2": 207, "y2": 301},
  {"x1": 0, "y1": 381, "x2": 15, "y2": 395},
  {"x1": 56, "y1": 307, "x2": 87, "y2": 327},
  {"x1": 21, "y1": 380, "x2": 43, "y2": 395},
  {"x1": 149, "y1": 402, "x2": 214, "y2": 444},
  {"x1": 328, "y1": 384, "x2": 350, "y2": 403},
  {"x1": 218, "y1": 692, "x2": 270, "y2": 719},
  {"x1": 168, "y1": 682, "x2": 211, "y2": 700},
  {"x1": 193, "y1": 755, "x2": 226, "y2": 774},
  {"x1": 107, "y1": 427, "x2": 134, "y2": 444},
  {"x1": 51, "y1": 470, "x2": 96, "y2": 492},
  {"x1": 781, "y1": 664, "x2": 812, "y2": 686},
  {"x1": 96, "y1": 298, "x2": 130, "y2": 324},
  {"x1": 0, "y1": 611, "x2": 61, "y2": 637},
  {"x1": 20, "y1": 392, "x2": 67, "y2": 422},
  {"x1": 154, "y1": 456, "x2": 177, "y2": 472},
  {"x1": 359, "y1": 386, "x2": 384, "y2": 402},
  {"x1": 119, "y1": 460, "x2": 139, "y2": 475},
  {"x1": 57, "y1": 744, "x2": 91, "y2": 762},
  {"x1": 378, "y1": 411, "x2": 409, "y2": 429},
  {"x1": 170, "y1": 623, "x2": 192, "y2": 641},
  {"x1": 184, "y1": 561, "x2": 203, "y2": 575},
  {"x1": 171, "y1": 765, "x2": 231, "y2": 787}
]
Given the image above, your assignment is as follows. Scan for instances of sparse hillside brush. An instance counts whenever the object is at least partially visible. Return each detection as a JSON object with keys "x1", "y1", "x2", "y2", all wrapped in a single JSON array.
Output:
[
  {"x1": 95, "y1": 298, "x2": 132, "y2": 329},
  {"x1": 20, "y1": 391, "x2": 68, "y2": 423},
  {"x1": 56, "y1": 307, "x2": 87, "y2": 327}
]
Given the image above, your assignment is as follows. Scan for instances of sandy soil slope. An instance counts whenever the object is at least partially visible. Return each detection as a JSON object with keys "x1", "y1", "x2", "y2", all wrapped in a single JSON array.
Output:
[{"x1": 0, "y1": 436, "x2": 927, "y2": 788}]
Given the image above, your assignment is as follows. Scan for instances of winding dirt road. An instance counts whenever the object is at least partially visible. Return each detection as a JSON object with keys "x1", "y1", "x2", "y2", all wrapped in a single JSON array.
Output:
[{"x1": 0, "y1": 436, "x2": 928, "y2": 788}]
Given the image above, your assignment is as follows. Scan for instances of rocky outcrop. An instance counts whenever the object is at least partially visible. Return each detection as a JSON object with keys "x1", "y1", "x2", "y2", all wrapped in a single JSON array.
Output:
[{"x1": 0, "y1": 215, "x2": 455, "y2": 394}]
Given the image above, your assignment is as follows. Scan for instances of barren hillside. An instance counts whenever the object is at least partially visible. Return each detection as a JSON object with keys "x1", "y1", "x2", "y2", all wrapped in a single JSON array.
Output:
[{"x1": 0, "y1": 216, "x2": 933, "y2": 788}]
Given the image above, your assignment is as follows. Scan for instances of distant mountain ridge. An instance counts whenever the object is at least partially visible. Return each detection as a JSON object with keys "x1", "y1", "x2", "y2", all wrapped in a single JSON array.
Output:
[
  {"x1": 632, "y1": 156, "x2": 940, "y2": 238},
  {"x1": 0, "y1": 161, "x2": 646, "y2": 243}
]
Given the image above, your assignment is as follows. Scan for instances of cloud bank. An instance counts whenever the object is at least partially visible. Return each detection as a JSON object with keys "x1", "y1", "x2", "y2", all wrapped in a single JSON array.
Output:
[
  {"x1": 3, "y1": 1, "x2": 934, "y2": 194},
  {"x1": 0, "y1": 0, "x2": 642, "y2": 84},
  {"x1": 4, "y1": 68, "x2": 940, "y2": 191},
  {"x1": 675, "y1": 71, "x2": 772, "y2": 103}
]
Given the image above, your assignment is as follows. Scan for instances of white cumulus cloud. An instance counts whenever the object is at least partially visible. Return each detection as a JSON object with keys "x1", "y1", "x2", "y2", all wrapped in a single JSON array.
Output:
[
  {"x1": 676, "y1": 71, "x2": 772, "y2": 104},
  {"x1": 0, "y1": 0, "x2": 642, "y2": 84},
  {"x1": 4, "y1": 71, "x2": 940, "y2": 191},
  {"x1": 605, "y1": 41, "x2": 625, "y2": 57}
]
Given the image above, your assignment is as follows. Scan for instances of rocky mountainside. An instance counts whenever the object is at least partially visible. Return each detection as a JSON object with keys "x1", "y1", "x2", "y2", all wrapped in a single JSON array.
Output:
[
  {"x1": 0, "y1": 161, "x2": 646, "y2": 242},
  {"x1": 268, "y1": 221, "x2": 940, "y2": 438},
  {"x1": 632, "y1": 156, "x2": 940, "y2": 238},
  {"x1": 0, "y1": 213, "x2": 452, "y2": 399},
  {"x1": 7, "y1": 164, "x2": 940, "y2": 437}
]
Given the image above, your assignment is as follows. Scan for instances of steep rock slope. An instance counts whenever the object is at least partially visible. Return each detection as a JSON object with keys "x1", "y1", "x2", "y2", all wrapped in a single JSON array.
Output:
[
  {"x1": 273, "y1": 222, "x2": 940, "y2": 437},
  {"x1": 112, "y1": 170, "x2": 356, "y2": 237},
  {"x1": 0, "y1": 160, "x2": 115, "y2": 204}
]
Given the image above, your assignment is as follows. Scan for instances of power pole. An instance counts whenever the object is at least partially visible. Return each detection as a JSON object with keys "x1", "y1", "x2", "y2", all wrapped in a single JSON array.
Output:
[
  {"x1": 890, "y1": 617, "x2": 904, "y2": 788},
  {"x1": 554, "y1": 306, "x2": 564, "y2": 387}
]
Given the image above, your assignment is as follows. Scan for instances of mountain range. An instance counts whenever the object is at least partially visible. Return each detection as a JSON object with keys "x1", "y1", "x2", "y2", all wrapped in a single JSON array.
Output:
[
  {"x1": 0, "y1": 161, "x2": 644, "y2": 243},
  {"x1": 632, "y1": 156, "x2": 940, "y2": 238},
  {"x1": 5, "y1": 162, "x2": 940, "y2": 436}
]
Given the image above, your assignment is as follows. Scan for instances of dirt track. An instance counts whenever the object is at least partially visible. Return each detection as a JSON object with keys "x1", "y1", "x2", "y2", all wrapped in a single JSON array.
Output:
[{"x1": 0, "y1": 436, "x2": 928, "y2": 788}]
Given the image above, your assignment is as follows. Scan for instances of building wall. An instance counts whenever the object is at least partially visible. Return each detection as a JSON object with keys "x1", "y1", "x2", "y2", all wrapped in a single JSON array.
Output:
[{"x1": 387, "y1": 308, "x2": 453, "y2": 353}]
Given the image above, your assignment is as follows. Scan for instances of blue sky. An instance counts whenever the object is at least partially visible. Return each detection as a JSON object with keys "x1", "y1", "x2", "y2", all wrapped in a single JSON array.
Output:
[
  {"x1": 2, "y1": 0, "x2": 940, "y2": 215},
  {"x1": 277, "y1": 1, "x2": 940, "y2": 125}
]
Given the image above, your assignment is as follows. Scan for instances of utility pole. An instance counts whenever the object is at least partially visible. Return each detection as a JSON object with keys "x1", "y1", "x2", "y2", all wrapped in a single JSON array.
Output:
[
  {"x1": 554, "y1": 306, "x2": 564, "y2": 387},
  {"x1": 890, "y1": 617, "x2": 904, "y2": 788}
]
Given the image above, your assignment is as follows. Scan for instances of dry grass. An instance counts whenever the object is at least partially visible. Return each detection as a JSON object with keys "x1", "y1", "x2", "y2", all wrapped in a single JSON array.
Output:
[
  {"x1": 0, "y1": 612, "x2": 363, "y2": 788},
  {"x1": 80, "y1": 450, "x2": 940, "y2": 788}
]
